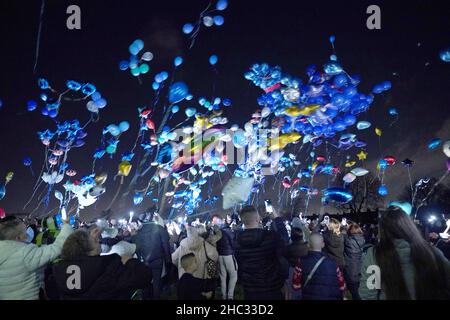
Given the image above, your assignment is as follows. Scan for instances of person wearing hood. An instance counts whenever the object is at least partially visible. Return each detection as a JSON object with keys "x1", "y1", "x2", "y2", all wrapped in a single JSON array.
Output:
[
  {"x1": 132, "y1": 211, "x2": 171, "y2": 300},
  {"x1": 359, "y1": 207, "x2": 450, "y2": 300},
  {"x1": 52, "y1": 227, "x2": 151, "y2": 300},
  {"x1": 171, "y1": 222, "x2": 222, "y2": 297},
  {"x1": 0, "y1": 215, "x2": 73, "y2": 300},
  {"x1": 233, "y1": 206, "x2": 287, "y2": 300},
  {"x1": 343, "y1": 223, "x2": 365, "y2": 300}
]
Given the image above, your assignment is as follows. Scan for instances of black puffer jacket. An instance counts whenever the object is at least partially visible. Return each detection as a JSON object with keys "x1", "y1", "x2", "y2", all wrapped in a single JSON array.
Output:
[
  {"x1": 132, "y1": 222, "x2": 171, "y2": 268},
  {"x1": 343, "y1": 234, "x2": 365, "y2": 283},
  {"x1": 284, "y1": 240, "x2": 309, "y2": 267},
  {"x1": 323, "y1": 230, "x2": 345, "y2": 269},
  {"x1": 52, "y1": 254, "x2": 152, "y2": 300},
  {"x1": 216, "y1": 226, "x2": 234, "y2": 256},
  {"x1": 234, "y1": 228, "x2": 285, "y2": 293}
]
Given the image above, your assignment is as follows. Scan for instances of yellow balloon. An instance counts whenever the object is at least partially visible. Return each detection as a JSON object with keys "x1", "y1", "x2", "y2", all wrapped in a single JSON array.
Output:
[
  {"x1": 118, "y1": 161, "x2": 132, "y2": 177},
  {"x1": 5, "y1": 172, "x2": 14, "y2": 183},
  {"x1": 284, "y1": 105, "x2": 321, "y2": 117},
  {"x1": 345, "y1": 161, "x2": 356, "y2": 168},
  {"x1": 94, "y1": 173, "x2": 108, "y2": 185},
  {"x1": 194, "y1": 116, "x2": 208, "y2": 128},
  {"x1": 375, "y1": 128, "x2": 382, "y2": 137},
  {"x1": 311, "y1": 162, "x2": 318, "y2": 171},
  {"x1": 269, "y1": 133, "x2": 301, "y2": 151}
]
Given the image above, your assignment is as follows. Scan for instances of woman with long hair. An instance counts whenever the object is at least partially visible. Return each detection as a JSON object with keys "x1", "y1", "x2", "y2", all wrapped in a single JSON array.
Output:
[
  {"x1": 359, "y1": 207, "x2": 450, "y2": 300},
  {"x1": 323, "y1": 218, "x2": 345, "y2": 270},
  {"x1": 344, "y1": 223, "x2": 365, "y2": 300}
]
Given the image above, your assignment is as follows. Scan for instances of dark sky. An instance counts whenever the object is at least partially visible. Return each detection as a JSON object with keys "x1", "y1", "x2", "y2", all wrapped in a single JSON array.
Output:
[{"x1": 0, "y1": 0, "x2": 450, "y2": 219}]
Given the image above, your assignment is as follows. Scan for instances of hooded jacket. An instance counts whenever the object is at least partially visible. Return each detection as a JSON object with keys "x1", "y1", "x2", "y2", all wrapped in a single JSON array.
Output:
[
  {"x1": 171, "y1": 227, "x2": 221, "y2": 279},
  {"x1": 359, "y1": 239, "x2": 450, "y2": 300},
  {"x1": 323, "y1": 230, "x2": 345, "y2": 268},
  {"x1": 234, "y1": 228, "x2": 285, "y2": 293},
  {"x1": 343, "y1": 234, "x2": 365, "y2": 283},
  {"x1": 52, "y1": 254, "x2": 152, "y2": 300},
  {"x1": 0, "y1": 224, "x2": 73, "y2": 300}
]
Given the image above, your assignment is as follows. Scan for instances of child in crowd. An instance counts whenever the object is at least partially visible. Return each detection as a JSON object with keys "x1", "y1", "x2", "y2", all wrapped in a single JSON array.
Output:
[{"x1": 177, "y1": 253, "x2": 213, "y2": 300}]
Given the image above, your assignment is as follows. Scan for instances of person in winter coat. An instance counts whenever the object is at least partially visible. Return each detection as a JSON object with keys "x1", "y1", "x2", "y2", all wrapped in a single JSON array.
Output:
[
  {"x1": 0, "y1": 215, "x2": 73, "y2": 300},
  {"x1": 234, "y1": 206, "x2": 287, "y2": 300},
  {"x1": 323, "y1": 218, "x2": 345, "y2": 270},
  {"x1": 172, "y1": 223, "x2": 221, "y2": 295},
  {"x1": 52, "y1": 227, "x2": 152, "y2": 300},
  {"x1": 359, "y1": 207, "x2": 450, "y2": 300},
  {"x1": 284, "y1": 219, "x2": 309, "y2": 266},
  {"x1": 294, "y1": 232, "x2": 346, "y2": 300},
  {"x1": 132, "y1": 212, "x2": 172, "y2": 299},
  {"x1": 212, "y1": 215, "x2": 238, "y2": 300},
  {"x1": 343, "y1": 223, "x2": 365, "y2": 300}
]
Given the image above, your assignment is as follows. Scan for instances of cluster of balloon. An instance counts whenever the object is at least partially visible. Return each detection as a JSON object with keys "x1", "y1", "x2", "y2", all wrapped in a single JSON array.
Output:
[
  {"x1": 244, "y1": 36, "x2": 389, "y2": 151},
  {"x1": 31, "y1": 78, "x2": 101, "y2": 118},
  {"x1": 375, "y1": 156, "x2": 396, "y2": 196},
  {"x1": 63, "y1": 173, "x2": 107, "y2": 210},
  {"x1": 95, "y1": 121, "x2": 130, "y2": 159},
  {"x1": 182, "y1": 0, "x2": 228, "y2": 49},
  {"x1": 119, "y1": 39, "x2": 152, "y2": 77},
  {"x1": 440, "y1": 48, "x2": 450, "y2": 62},
  {"x1": 0, "y1": 172, "x2": 13, "y2": 201},
  {"x1": 23, "y1": 157, "x2": 35, "y2": 176}
]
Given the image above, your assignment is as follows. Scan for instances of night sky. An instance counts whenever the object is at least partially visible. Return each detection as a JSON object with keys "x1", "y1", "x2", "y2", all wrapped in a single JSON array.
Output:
[{"x1": 0, "y1": 0, "x2": 450, "y2": 220}]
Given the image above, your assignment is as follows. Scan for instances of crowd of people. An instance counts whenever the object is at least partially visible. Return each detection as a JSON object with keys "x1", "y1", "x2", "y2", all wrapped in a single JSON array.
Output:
[{"x1": 0, "y1": 205, "x2": 449, "y2": 300}]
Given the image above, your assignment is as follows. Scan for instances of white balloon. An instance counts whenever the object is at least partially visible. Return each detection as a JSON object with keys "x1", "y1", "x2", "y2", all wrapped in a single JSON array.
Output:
[
  {"x1": 222, "y1": 176, "x2": 255, "y2": 209},
  {"x1": 443, "y1": 140, "x2": 450, "y2": 158},
  {"x1": 351, "y1": 167, "x2": 369, "y2": 177},
  {"x1": 141, "y1": 52, "x2": 154, "y2": 61},
  {"x1": 261, "y1": 107, "x2": 271, "y2": 118}
]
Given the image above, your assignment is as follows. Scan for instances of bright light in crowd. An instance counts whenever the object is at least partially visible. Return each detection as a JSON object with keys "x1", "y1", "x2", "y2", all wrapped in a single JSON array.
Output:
[
  {"x1": 129, "y1": 211, "x2": 134, "y2": 223},
  {"x1": 428, "y1": 215, "x2": 437, "y2": 223}
]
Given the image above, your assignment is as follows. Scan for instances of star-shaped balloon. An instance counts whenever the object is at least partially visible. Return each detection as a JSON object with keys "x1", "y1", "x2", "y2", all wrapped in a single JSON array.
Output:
[
  {"x1": 357, "y1": 151, "x2": 368, "y2": 161},
  {"x1": 401, "y1": 158, "x2": 414, "y2": 167}
]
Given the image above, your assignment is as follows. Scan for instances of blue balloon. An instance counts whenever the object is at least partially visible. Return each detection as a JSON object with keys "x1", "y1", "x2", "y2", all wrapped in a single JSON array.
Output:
[
  {"x1": 129, "y1": 44, "x2": 140, "y2": 56},
  {"x1": 119, "y1": 60, "x2": 129, "y2": 71},
  {"x1": 38, "y1": 78, "x2": 49, "y2": 90},
  {"x1": 91, "y1": 92, "x2": 102, "y2": 101},
  {"x1": 329, "y1": 35, "x2": 335, "y2": 43},
  {"x1": 379, "y1": 159, "x2": 388, "y2": 170},
  {"x1": 0, "y1": 185, "x2": 5, "y2": 200},
  {"x1": 333, "y1": 74, "x2": 348, "y2": 87},
  {"x1": 27, "y1": 100, "x2": 37, "y2": 112},
  {"x1": 378, "y1": 185, "x2": 388, "y2": 196},
  {"x1": 216, "y1": 0, "x2": 228, "y2": 10},
  {"x1": 40, "y1": 93, "x2": 47, "y2": 102},
  {"x1": 185, "y1": 107, "x2": 197, "y2": 117},
  {"x1": 119, "y1": 121, "x2": 130, "y2": 132},
  {"x1": 171, "y1": 105, "x2": 179, "y2": 113},
  {"x1": 81, "y1": 83, "x2": 96, "y2": 95},
  {"x1": 133, "y1": 39, "x2": 144, "y2": 51},
  {"x1": 323, "y1": 187, "x2": 353, "y2": 203},
  {"x1": 66, "y1": 80, "x2": 82, "y2": 91},
  {"x1": 222, "y1": 98, "x2": 232, "y2": 106},
  {"x1": 388, "y1": 108, "x2": 398, "y2": 116},
  {"x1": 108, "y1": 125, "x2": 121, "y2": 137},
  {"x1": 428, "y1": 138, "x2": 441, "y2": 150},
  {"x1": 23, "y1": 157, "x2": 32, "y2": 166},
  {"x1": 41, "y1": 107, "x2": 49, "y2": 116},
  {"x1": 169, "y1": 82, "x2": 189, "y2": 104},
  {"x1": 440, "y1": 48, "x2": 450, "y2": 62},
  {"x1": 133, "y1": 193, "x2": 144, "y2": 205},
  {"x1": 174, "y1": 56, "x2": 183, "y2": 67},
  {"x1": 213, "y1": 15, "x2": 224, "y2": 26},
  {"x1": 152, "y1": 82, "x2": 160, "y2": 90},
  {"x1": 344, "y1": 114, "x2": 356, "y2": 126},
  {"x1": 209, "y1": 55, "x2": 218, "y2": 66},
  {"x1": 95, "y1": 98, "x2": 107, "y2": 109},
  {"x1": 182, "y1": 23, "x2": 194, "y2": 34}
]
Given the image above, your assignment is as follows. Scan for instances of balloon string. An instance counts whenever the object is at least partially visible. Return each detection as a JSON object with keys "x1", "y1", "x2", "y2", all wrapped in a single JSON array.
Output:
[
  {"x1": 33, "y1": 0, "x2": 46, "y2": 74},
  {"x1": 407, "y1": 167, "x2": 414, "y2": 202}
]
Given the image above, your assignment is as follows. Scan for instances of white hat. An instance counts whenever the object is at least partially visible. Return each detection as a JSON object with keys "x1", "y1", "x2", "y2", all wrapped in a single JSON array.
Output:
[{"x1": 102, "y1": 241, "x2": 136, "y2": 257}]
